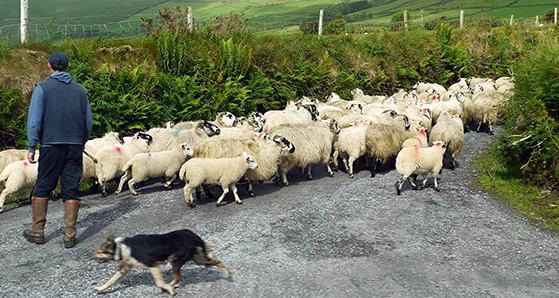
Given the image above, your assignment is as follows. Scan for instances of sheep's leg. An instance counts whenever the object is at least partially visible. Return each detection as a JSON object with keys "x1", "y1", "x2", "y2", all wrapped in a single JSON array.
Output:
[
  {"x1": 476, "y1": 121, "x2": 482, "y2": 133},
  {"x1": 183, "y1": 184, "x2": 194, "y2": 207},
  {"x1": 247, "y1": 182, "x2": 254, "y2": 197},
  {"x1": 396, "y1": 176, "x2": 406, "y2": 195},
  {"x1": 370, "y1": 158, "x2": 378, "y2": 178},
  {"x1": 365, "y1": 156, "x2": 370, "y2": 168},
  {"x1": 332, "y1": 147, "x2": 340, "y2": 171},
  {"x1": 0, "y1": 188, "x2": 11, "y2": 213},
  {"x1": 420, "y1": 173, "x2": 429, "y2": 189},
  {"x1": 203, "y1": 185, "x2": 214, "y2": 199},
  {"x1": 195, "y1": 186, "x2": 202, "y2": 200},
  {"x1": 216, "y1": 185, "x2": 230, "y2": 206},
  {"x1": 101, "y1": 178, "x2": 107, "y2": 197},
  {"x1": 408, "y1": 176, "x2": 418, "y2": 190},
  {"x1": 488, "y1": 122, "x2": 493, "y2": 135},
  {"x1": 164, "y1": 174, "x2": 177, "y2": 189},
  {"x1": 433, "y1": 175, "x2": 440, "y2": 191},
  {"x1": 307, "y1": 165, "x2": 313, "y2": 179},
  {"x1": 128, "y1": 179, "x2": 138, "y2": 196},
  {"x1": 231, "y1": 184, "x2": 242, "y2": 204},
  {"x1": 281, "y1": 169, "x2": 289, "y2": 186},
  {"x1": 342, "y1": 156, "x2": 349, "y2": 173},
  {"x1": 114, "y1": 172, "x2": 130, "y2": 195},
  {"x1": 348, "y1": 156, "x2": 356, "y2": 178},
  {"x1": 326, "y1": 162, "x2": 334, "y2": 177}
]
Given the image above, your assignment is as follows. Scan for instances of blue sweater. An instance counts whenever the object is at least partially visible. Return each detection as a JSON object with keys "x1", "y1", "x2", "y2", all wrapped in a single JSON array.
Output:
[{"x1": 27, "y1": 72, "x2": 93, "y2": 153}]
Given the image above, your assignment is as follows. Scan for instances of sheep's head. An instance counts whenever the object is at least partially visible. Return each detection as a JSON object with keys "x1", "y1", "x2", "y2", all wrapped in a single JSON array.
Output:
[
  {"x1": 298, "y1": 103, "x2": 319, "y2": 121},
  {"x1": 199, "y1": 121, "x2": 221, "y2": 136},
  {"x1": 163, "y1": 121, "x2": 175, "y2": 129},
  {"x1": 347, "y1": 103, "x2": 362, "y2": 113},
  {"x1": 249, "y1": 112, "x2": 265, "y2": 123},
  {"x1": 328, "y1": 119, "x2": 341, "y2": 134},
  {"x1": 216, "y1": 112, "x2": 237, "y2": 127},
  {"x1": 326, "y1": 92, "x2": 340, "y2": 101},
  {"x1": 350, "y1": 88, "x2": 363, "y2": 97},
  {"x1": 272, "y1": 135, "x2": 296, "y2": 154},
  {"x1": 472, "y1": 84, "x2": 484, "y2": 94},
  {"x1": 135, "y1": 132, "x2": 153, "y2": 145},
  {"x1": 433, "y1": 141, "x2": 447, "y2": 150},
  {"x1": 180, "y1": 142, "x2": 194, "y2": 157},
  {"x1": 243, "y1": 152, "x2": 258, "y2": 170},
  {"x1": 113, "y1": 132, "x2": 125, "y2": 144}
]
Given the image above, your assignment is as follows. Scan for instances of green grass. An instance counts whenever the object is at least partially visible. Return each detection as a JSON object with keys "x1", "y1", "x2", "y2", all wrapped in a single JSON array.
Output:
[
  {"x1": 1, "y1": 0, "x2": 557, "y2": 31},
  {"x1": 474, "y1": 147, "x2": 559, "y2": 231}
]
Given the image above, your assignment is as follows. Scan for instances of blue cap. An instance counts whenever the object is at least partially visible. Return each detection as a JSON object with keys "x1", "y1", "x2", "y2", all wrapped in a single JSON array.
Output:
[{"x1": 49, "y1": 51, "x2": 69, "y2": 65}]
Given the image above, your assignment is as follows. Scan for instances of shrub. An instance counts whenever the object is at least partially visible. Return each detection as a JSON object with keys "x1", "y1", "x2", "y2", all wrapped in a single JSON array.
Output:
[{"x1": 325, "y1": 18, "x2": 347, "y2": 35}]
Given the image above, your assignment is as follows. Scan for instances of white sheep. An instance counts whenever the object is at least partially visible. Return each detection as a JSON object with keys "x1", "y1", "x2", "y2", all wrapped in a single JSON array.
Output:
[
  {"x1": 263, "y1": 102, "x2": 318, "y2": 132},
  {"x1": 337, "y1": 121, "x2": 371, "y2": 178},
  {"x1": 0, "y1": 160, "x2": 37, "y2": 212},
  {"x1": 431, "y1": 97, "x2": 463, "y2": 124},
  {"x1": 395, "y1": 141, "x2": 447, "y2": 195},
  {"x1": 429, "y1": 112, "x2": 464, "y2": 169},
  {"x1": 114, "y1": 142, "x2": 194, "y2": 196},
  {"x1": 473, "y1": 93, "x2": 500, "y2": 134},
  {"x1": 147, "y1": 121, "x2": 220, "y2": 152},
  {"x1": 268, "y1": 118, "x2": 340, "y2": 185},
  {"x1": 173, "y1": 112, "x2": 237, "y2": 130},
  {"x1": 413, "y1": 81, "x2": 446, "y2": 95},
  {"x1": 350, "y1": 88, "x2": 385, "y2": 104},
  {"x1": 193, "y1": 134, "x2": 295, "y2": 196},
  {"x1": 180, "y1": 152, "x2": 258, "y2": 206},
  {"x1": 94, "y1": 132, "x2": 152, "y2": 196},
  {"x1": 81, "y1": 132, "x2": 124, "y2": 184},
  {"x1": 448, "y1": 78, "x2": 469, "y2": 92},
  {"x1": 0, "y1": 148, "x2": 28, "y2": 170},
  {"x1": 365, "y1": 114, "x2": 412, "y2": 177},
  {"x1": 401, "y1": 127, "x2": 428, "y2": 148}
]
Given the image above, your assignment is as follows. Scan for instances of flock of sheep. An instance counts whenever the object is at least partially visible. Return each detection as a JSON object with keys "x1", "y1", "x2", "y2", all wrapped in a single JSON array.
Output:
[{"x1": 0, "y1": 76, "x2": 514, "y2": 211}]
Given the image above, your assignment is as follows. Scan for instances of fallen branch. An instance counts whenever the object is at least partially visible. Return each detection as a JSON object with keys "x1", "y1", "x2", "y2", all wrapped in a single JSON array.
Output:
[{"x1": 511, "y1": 134, "x2": 532, "y2": 146}]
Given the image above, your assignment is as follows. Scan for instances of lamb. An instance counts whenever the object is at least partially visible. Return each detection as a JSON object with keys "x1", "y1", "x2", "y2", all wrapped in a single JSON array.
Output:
[
  {"x1": 431, "y1": 97, "x2": 463, "y2": 124},
  {"x1": 147, "y1": 121, "x2": 220, "y2": 152},
  {"x1": 193, "y1": 134, "x2": 295, "y2": 196},
  {"x1": 365, "y1": 114, "x2": 412, "y2": 177},
  {"x1": 395, "y1": 141, "x2": 447, "y2": 195},
  {"x1": 0, "y1": 160, "x2": 38, "y2": 212},
  {"x1": 448, "y1": 91, "x2": 475, "y2": 128},
  {"x1": 402, "y1": 127, "x2": 428, "y2": 148},
  {"x1": 268, "y1": 119, "x2": 340, "y2": 186},
  {"x1": 81, "y1": 132, "x2": 125, "y2": 184},
  {"x1": 263, "y1": 102, "x2": 319, "y2": 132},
  {"x1": 179, "y1": 152, "x2": 258, "y2": 206},
  {"x1": 429, "y1": 112, "x2": 464, "y2": 169},
  {"x1": 448, "y1": 78, "x2": 469, "y2": 92},
  {"x1": 114, "y1": 142, "x2": 194, "y2": 196},
  {"x1": 94, "y1": 132, "x2": 153, "y2": 196},
  {"x1": 337, "y1": 121, "x2": 371, "y2": 178}
]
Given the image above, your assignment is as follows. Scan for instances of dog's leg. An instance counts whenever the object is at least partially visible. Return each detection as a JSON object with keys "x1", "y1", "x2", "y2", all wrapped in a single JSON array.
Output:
[
  {"x1": 149, "y1": 266, "x2": 175, "y2": 296},
  {"x1": 193, "y1": 248, "x2": 232, "y2": 278},
  {"x1": 169, "y1": 263, "x2": 184, "y2": 287},
  {"x1": 94, "y1": 263, "x2": 130, "y2": 292}
]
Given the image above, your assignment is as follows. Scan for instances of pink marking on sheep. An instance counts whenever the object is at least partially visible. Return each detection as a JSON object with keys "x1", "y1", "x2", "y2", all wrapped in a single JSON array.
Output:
[
  {"x1": 23, "y1": 161, "x2": 28, "y2": 166},
  {"x1": 114, "y1": 146, "x2": 122, "y2": 153}
]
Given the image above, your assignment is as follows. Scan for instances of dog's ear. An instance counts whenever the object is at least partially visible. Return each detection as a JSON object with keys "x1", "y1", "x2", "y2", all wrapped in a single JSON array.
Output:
[{"x1": 107, "y1": 235, "x2": 116, "y2": 242}]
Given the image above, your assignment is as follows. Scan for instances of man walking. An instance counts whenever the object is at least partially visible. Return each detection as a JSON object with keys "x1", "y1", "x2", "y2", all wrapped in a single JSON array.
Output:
[{"x1": 24, "y1": 51, "x2": 92, "y2": 248}]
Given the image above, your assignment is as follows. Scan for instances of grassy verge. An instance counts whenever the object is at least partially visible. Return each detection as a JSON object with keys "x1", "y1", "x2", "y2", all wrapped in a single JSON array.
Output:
[{"x1": 474, "y1": 144, "x2": 559, "y2": 231}]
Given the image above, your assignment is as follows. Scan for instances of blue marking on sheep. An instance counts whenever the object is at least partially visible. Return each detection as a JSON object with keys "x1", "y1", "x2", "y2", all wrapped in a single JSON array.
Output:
[
  {"x1": 290, "y1": 110, "x2": 299, "y2": 115},
  {"x1": 173, "y1": 130, "x2": 180, "y2": 137}
]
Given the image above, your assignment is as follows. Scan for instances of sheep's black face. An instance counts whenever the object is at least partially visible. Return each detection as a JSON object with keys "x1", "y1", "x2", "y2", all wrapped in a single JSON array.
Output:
[
  {"x1": 136, "y1": 132, "x2": 153, "y2": 144},
  {"x1": 115, "y1": 132, "x2": 125, "y2": 144},
  {"x1": 202, "y1": 121, "x2": 220, "y2": 136},
  {"x1": 331, "y1": 120, "x2": 341, "y2": 134}
]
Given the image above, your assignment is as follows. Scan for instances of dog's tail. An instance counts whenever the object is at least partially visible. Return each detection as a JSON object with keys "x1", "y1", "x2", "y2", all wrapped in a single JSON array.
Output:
[{"x1": 193, "y1": 243, "x2": 232, "y2": 278}]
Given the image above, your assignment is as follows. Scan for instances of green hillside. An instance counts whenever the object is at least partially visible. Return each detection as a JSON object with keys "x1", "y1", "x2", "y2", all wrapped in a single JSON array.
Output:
[{"x1": 0, "y1": 0, "x2": 556, "y2": 33}]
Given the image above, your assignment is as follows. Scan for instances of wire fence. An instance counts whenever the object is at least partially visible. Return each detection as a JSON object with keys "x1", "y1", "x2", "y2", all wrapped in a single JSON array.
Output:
[{"x1": 0, "y1": 10, "x2": 555, "y2": 45}]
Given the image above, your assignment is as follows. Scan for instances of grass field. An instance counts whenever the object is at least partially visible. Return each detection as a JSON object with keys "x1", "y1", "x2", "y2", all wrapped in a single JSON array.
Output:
[{"x1": 0, "y1": 0, "x2": 557, "y2": 31}]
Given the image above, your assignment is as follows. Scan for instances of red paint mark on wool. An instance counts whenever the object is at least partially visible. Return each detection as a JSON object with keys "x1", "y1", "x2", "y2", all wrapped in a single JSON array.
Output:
[
  {"x1": 419, "y1": 128, "x2": 426, "y2": 136},
  {"x1": 7, "y1": 150, "x2": 15, "y2": 157},
  {"x1": 148, "y1": 153, "x2": 152, "y2": 158},
  {"x1": 256, "y1": 133, "x2": 264, "y2": 140},
  {"x1": 23, "y1": 161, "x2": 28, "y2": 166},
  {"x1": 114, "y1": 146, "x2": 122, "y2": 153},
  {"x1": 434, "y1": 142, "x2": 443, "y2": 147},
  {"x1": 414, "y1": 147, "x2": 419, "y2": 154}
]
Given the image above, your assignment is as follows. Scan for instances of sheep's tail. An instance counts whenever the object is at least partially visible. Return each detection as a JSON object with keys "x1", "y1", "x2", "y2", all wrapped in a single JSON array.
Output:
[
  {"x1": 0, "y1": 167, "x2": 9, "y2": 183},
  {"x1": 122, "y1": 158, "x2": 134, "y2": 173}
]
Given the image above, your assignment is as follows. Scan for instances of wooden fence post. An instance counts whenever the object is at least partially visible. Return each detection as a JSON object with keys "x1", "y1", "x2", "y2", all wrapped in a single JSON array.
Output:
[
  {"x1": 535, "y1": 15, "x2": 539, "y2": 27},
  {"x1": 318, "y1": 10, "x2": 323, "y2": 36},
  {"x1": 510, "y1": 15, "x2": 514, "y2": 26},
  {"x1": 404, "y1": 10, "x2": 408, "y2": 28},
  {"x1": 460, "y1": 10, "x2": 464, "y2": 28},
  {"x1": 555, "y1": 7, "x2": 557, "y2": 25},
  {"x1": 187, "y1": 6, "x2": 193, "y2": 31},
  {"x1": 20, "y1": 0, "x2": 28, "y2": 44}
]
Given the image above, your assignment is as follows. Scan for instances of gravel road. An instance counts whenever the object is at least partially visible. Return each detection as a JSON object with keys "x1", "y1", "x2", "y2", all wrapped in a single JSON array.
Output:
[{"x1": 1, "y1": 126, "x2": 558, "y2": 298}]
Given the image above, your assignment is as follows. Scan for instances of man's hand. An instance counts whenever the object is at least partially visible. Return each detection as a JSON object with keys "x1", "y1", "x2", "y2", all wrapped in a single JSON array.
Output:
[{"x1": 27, "y1": 152, "x2": 36, "y2": 163}]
